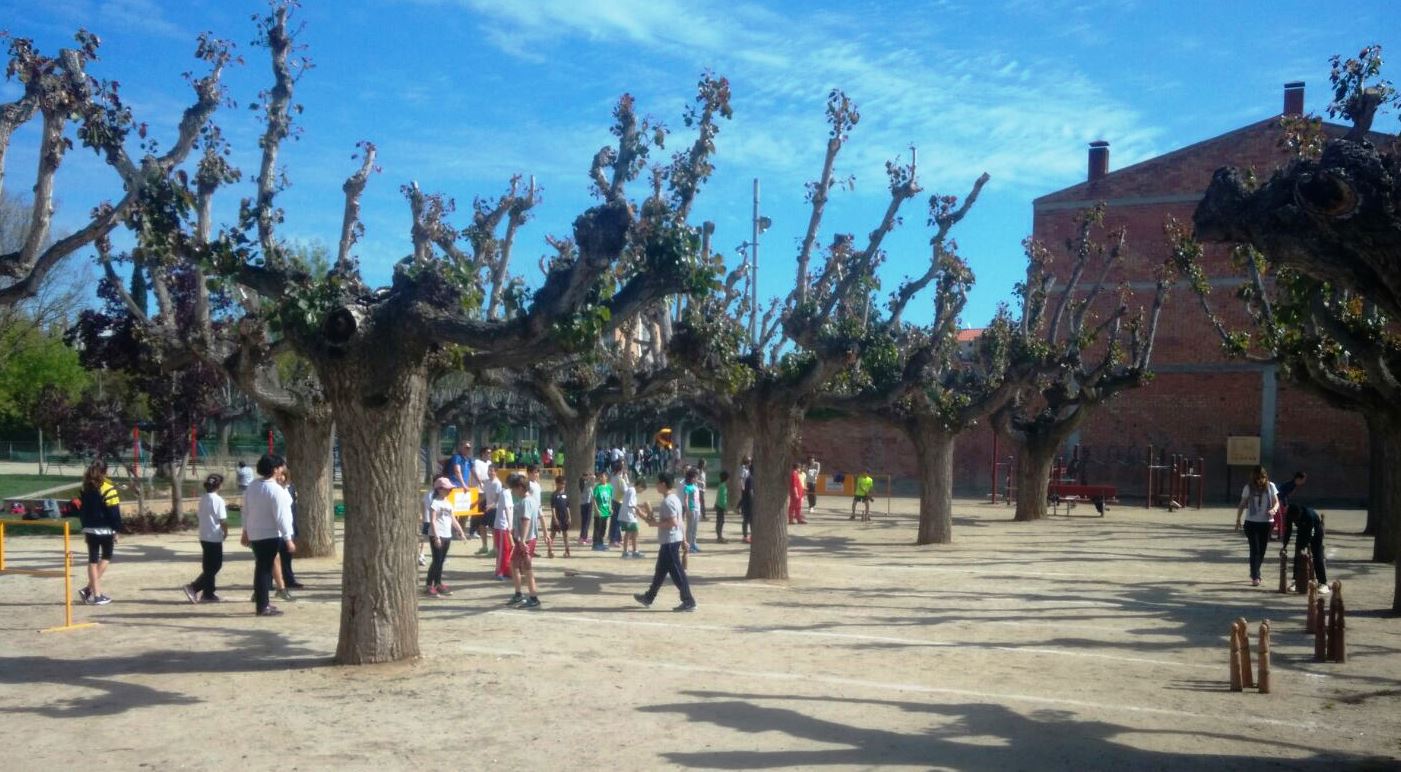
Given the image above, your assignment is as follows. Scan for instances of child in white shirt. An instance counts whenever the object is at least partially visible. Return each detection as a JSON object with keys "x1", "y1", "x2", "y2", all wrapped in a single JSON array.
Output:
[{"x1": 184, "y1": 474, "x2": 229, "y2": 603}]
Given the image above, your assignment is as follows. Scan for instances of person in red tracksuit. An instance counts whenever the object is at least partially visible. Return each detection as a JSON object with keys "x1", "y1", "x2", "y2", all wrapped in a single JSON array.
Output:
[{"x1": 787, "y1": 463, "x2": 807, "y2": 524}]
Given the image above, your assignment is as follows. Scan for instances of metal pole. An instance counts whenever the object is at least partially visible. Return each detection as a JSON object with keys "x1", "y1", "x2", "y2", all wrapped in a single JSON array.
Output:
[
  {"x1": 63, "y1": 521, "x2": 72, "y2": 628},
  {"x1": 750, "y1": 177, "x2": 759, "y2": 347}
]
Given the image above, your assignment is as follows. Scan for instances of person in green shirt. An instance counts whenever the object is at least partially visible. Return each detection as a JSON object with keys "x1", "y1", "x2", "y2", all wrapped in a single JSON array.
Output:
[
  {"x1": 714, "y1": 470, "x2": 730, "y2": 544},
  {"x1": 851, "y1": 471, "x2": 875, "y2": 522},
  {"x1": 592, "y1": 471, "x2": 614, "y2": 551}
]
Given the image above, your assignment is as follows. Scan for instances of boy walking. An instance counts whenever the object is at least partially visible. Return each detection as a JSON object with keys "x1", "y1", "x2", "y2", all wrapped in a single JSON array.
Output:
[{"x1": 633, "y1": 471, "x2": 696, "y2": 612}]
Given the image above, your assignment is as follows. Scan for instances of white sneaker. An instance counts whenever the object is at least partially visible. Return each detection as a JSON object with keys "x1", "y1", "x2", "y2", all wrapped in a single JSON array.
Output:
[
  {"x1": 418, "y1": 554, "x2": 427, "y2": 566},
  {"x1": 1317, "y1": 584, "x2": 1331, "y2": 594}
]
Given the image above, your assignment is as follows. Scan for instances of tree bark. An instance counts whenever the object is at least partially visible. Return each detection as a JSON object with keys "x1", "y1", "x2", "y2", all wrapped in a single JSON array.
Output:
[
  {"x1": 321, "y1": 350, "x2": 429, "y2": 666},
  {"x1": 1013, "y1": 435, "x2": 1059, "y2": 522},
  {"x1": 1371, "y1": 414, "x2": 1401, "y2": 564},
  {"x1": 563, "y1": 413, "x2": 598, "y2": 535},
  {"x1": 908, "y1": 422, "x2": 956, "y2": 545},
  {"x1": 216, "y1": 421, "x2": 233, "y2": 461},
  {"x1": 278, "y1": 413, "x2": 336, "y2": 559},
  {"x1": 745, "y1": 398, "x2": 802, "y2": 580},
  {"x1": 718, "y1": 412, "x2": 752, "y2": 520}
]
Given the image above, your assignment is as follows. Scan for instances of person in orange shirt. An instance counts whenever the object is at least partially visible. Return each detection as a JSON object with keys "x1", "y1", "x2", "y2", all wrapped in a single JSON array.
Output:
[{"x1": 787, "y1": 463, "x2": 807, "y2": 525}]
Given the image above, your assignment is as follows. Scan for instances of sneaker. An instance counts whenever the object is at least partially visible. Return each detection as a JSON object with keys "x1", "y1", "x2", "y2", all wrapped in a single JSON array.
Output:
[
  {"x1": 633, "y1": 593, "x2": 653, "y2": 608},
  {"x1": 632, "y1": 551, "x2": 645, "y2": 559},
  {"x1": 796, "y1": 519, "x2": 808, "y2": 524},
  {"x1": 506, "y1": 593, "x2": 524, "y2": 606},
  {"x1": 522, "y1": 597, "x2": 541, "y2": 609},
  {"x1": 183, "y1": 584, "x2": 199, "y2": 604},
  {"x1": 418, "y1": 554, "x2": 427, "y2": 566},
  {"x1": 426, "y1": 586, "x2": 439, "y2": 597},
  {"x1": 276, "y1": 589, "x2": 296, "y2": 602},
  {"x1": 202, "y1": 594, "x2": 222, "y2": 603},
  {"x1": 690, "y1": 544, "x2": 702, "y2": 553},
  {"x1": 79, "y1": 587, "x2": 92, "y2": 604},
  {"x1": 287, "y1": 581, "x2": 306, "y2": 590},
  {"x1": 621, "y1": 551, "x2": 630, "y2": 559},
  {"x1": 1317, "y1": 584, "x2": 1332, "y2": 594},
  {"x1": 485, "y1": 550, "x2": 497, "y2": 558},
  {"x1": 437, "y1": 584, "x2": 453, "y2": 596},
  {"x1": 592, "y1": 544, "x2": 608, "y2": 552},
  {"x1": 716, "y1": 537, "x2": 728, "y2": 544},
  {"x1": 742, "y1": 535, "x2": 751, "y2": 544},
  {"x1": 93, "y1": 594, "x2": 113, "y2": 606},
  {"x1": 475, "y1": 547, "x2": 489, "y2": 556},
  {"x1": 673, "y1": 602, "x2": 697, "y2": 612},
  {"x1": 1250, "y1": 578, "x2": 1261, "y2": 586},
  {"x1": 257, "y1": 606, "x2": 283, "y2": 617}
]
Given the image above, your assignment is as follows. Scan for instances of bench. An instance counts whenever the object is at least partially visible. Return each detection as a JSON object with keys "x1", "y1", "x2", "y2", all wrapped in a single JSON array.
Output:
[{"x1": 1047, "y1": 483, "x2": 1118, "y2": 517}]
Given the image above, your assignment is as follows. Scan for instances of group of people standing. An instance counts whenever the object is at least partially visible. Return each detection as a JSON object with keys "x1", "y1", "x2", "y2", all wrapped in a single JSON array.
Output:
[{"x1": 1235, "y1": 466, "x2": 1326, "y2": 590}]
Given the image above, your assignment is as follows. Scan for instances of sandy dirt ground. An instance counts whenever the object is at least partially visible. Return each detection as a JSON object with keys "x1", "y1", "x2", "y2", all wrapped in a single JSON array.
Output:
[{"x1": 2, "y1": 496, "x2": 1399, "y2": 771}]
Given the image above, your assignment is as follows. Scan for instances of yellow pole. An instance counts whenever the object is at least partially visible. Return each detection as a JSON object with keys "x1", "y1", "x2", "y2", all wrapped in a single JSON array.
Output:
[{"x1": 63, "y1": 521, "x2": 72, "y2": 628}]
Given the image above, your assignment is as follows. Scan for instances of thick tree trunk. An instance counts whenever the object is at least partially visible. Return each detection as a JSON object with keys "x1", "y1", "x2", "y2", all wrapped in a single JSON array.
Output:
[
  {"x1": 321, "y1": 352, "x2": 429, "y2": 666},
  {"x1": 718, "y1": 413, "x2": 752, "y2": 519},
  {"x1": 563, "y1": 414, "x2": 598, "y2": 533},
  {"x1": 909, "y1": 424, "x2": 956, "y2": 545},
  {"x1": 279, "y1": 413, "x2": 335, "y2": 559},
  {"x1": 167, "y1": 457, "x2": 185, "y2": 519},
  {"x1": 1372, "y1": 415, "x2": 1401, "y2": 564},
  {"x1": 216, "y1": 421, "x2": 233, "y2": 461},
  {"x1": 1013, "y1": 436, "x2": 1058, "y2": 522},
  {"x1": 746, "y1": 399, "x2": 802, "y2": 580}
]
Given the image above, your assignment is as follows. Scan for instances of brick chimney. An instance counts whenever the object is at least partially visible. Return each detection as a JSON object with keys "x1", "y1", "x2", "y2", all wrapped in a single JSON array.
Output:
[
  {"x1": 1088, "y1": 140, "x2": 1109, "y2": 182},
  {"x1": 1284, "y1": 81, "x2": 1305, "y2": 116}
]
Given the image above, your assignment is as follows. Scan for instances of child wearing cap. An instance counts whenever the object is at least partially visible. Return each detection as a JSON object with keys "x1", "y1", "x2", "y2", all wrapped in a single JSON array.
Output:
[
  {"x1": 184, "y1": 473, "x2": 229, "y2": 603},
  {"x1": 424, "y1": 477, "x2": 468, "y2": 597}
]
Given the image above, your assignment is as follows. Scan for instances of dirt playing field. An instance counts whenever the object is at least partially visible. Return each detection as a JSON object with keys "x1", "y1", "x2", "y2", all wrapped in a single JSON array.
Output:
[{"x1": 2, "y1": 496, "x2": 1399, "y2": 770}]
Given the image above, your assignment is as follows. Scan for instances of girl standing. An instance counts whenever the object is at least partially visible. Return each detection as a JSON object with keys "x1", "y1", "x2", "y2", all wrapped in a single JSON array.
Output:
[
  {"x1": 184, "y1": 474, "x2": 228, "y2": 603},
  {"x1": 424, "y1": 477, "x2": 467, "y2": 597},
  {"x1": 77, "y1": 460, "x2": 123, "y2": 605},
  {"x1": 1235, "y1": 465, "x2": 1278, "y2": 586}
]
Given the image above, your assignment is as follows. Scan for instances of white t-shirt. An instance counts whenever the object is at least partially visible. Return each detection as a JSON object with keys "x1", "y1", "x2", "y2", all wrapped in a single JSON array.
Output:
[
  {"x1": 235, "y1": 466, "x2": 255, "y2": 490},
  {"x1": 197, "y1": 492, "x2": 228, "y2": 542},
  {"x1": 483, "y1": 475, "x2": 502, "y2": 512},
  {"x1": 495, "y1": 488, "x2": 514, "y2": 531},
  {"x1": 243, "y1": 477, "x2": 294, "y2": 541},
  {"x1": 528, "y1": 479, "x2": 542, "y2": 507},
  {"x1": 658, "y1": 491, "x2": 684, "y2": 544},
  {"x1": 516, "y1": 494, "x2": 540, "y2": 542},
  {"x1": 1240, "y1": 482, "x2": 1279, "y2": 523},
  {"x1": 618, "y1": 483, "x2": 638, "y2": 524},
  {"x1": 472, "y1": 459, "x2": 491, "y2": 489},
  {"x1": 423, "y1": 494, "x2": 456, "y2": 539}
]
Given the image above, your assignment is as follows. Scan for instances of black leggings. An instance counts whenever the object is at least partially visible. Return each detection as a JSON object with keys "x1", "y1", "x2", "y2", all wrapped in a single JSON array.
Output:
[
  {"x1": 593, "y1": 515, "x2": 608, "y2": 547},
  {"x1": 740, "y1": 496, "x2": 752, "y2": 537},
  {"x1": 1292, "y1": 528, "x2": 1327, "y2": 584},
  {"x1": 190, "y1": 540, "x2": 224, "y2": 598},
  {"x1": 85, "y1": 533, "x2": 114, "y2": 564},
  {"x1": 715, "y1": 507, "x2": 726, "y2": 539},
  {"x1": 1243, "y1": 520, "x2": 1271, "y2": 580},
  {"x1": 806, "y1": 483, "x2": 816, "y2": 509},
  {"x1": 426, "y1": 536, "x2": 450, "y2": 587},
  {"x1": 251, "y1": 538, "x2": 280, "y2": 611},
  {"x1": 579, "y1": 504, "x2": 592, "y2": 541}
]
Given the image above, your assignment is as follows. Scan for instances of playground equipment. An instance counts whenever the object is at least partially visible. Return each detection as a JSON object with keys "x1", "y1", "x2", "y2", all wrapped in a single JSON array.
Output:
[
  {"x1": 0, "y1": 519, "x2": 100, "y2": 633},
  {"x1": 1047, "y1": 445, "x2": 1116, "y2": 517},
  {"x1": 1145, "y1": 445, "x2": 1204, "y2": 510}
]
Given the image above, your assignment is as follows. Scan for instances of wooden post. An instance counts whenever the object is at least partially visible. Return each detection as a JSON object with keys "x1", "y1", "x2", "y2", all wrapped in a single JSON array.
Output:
[
  {"x1": 1306, "y1": 581, "x2": 1318, "y2": 633},
  {"x1": 1314, "y1": 596, "x2": 1328, "y2": 662},
  {"x1": 1229, "y1": 622, "x2": 1243, "y2": 691},
  {"x1": 1329, "y1": 581, "x2": 1345, "y2": 663},
  {"x1": 1257, "y1": 620, "x2": 1272, "y2": 694},
  {"x1": 1236, "y1": 618, "x2": 1254, "y2": 689},
  {"x1": 1278, "y1": 549, "x2": 1289, "y2": 593}
]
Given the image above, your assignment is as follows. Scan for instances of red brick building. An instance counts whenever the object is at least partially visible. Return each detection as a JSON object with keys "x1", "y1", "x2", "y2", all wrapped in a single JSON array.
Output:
[{"x1": 801, "y1": 82, "x2": 1370, "y2": 505}]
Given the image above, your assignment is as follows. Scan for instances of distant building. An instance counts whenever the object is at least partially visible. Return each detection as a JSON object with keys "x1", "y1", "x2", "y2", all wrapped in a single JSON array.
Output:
[{"x1": 801, "y1": 82, "x2": 1372, "y2": 503}]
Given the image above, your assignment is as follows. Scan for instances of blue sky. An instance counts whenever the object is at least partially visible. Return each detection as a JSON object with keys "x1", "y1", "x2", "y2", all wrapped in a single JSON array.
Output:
[{"x1": 2, "y1": 0, "x2": 1396, "y2": 328}]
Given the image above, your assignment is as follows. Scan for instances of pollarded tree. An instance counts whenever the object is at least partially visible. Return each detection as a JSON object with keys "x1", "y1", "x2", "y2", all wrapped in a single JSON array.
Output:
[
  {"x1": 217, "y1": 9, "x2": 729, "y2": 662},
  {"x1": 1194, "y1": 44, "x2": 1401, "y2": 609},
  {"x1": 993, "y1": 206, "x2": 1172, "y2": 522},
  {"x1": 1168, "y1": 223, "x2": 1401, "y2": 563},
  {"x1": 672, "y1": 90, "x2": 988, "y2": 578},
  {"x1": 0, "y1": 29, "x2": 224, "y2": 306}
]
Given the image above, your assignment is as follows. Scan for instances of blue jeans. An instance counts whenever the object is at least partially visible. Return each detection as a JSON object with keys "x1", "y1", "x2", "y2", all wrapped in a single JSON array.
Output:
[{"x1": 643, "y1": 542, "x2": 694, "y2": 606}]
